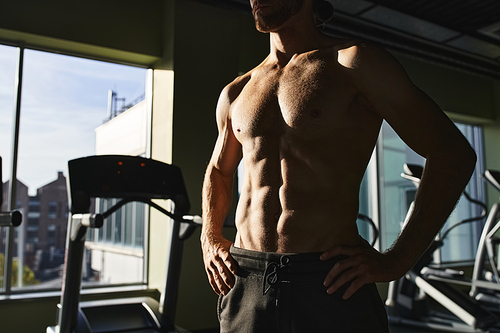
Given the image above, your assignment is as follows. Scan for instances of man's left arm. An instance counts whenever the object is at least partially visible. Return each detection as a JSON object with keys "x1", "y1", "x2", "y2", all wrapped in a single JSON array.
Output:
[{"x1": 322, "y1": 43, "x2": 477, "y2": 299}]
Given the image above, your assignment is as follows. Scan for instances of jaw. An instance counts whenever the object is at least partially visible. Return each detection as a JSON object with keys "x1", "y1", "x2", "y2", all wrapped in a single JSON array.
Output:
[{"x1": 252, "y1": 0, "x2": 306, "y2": 33}]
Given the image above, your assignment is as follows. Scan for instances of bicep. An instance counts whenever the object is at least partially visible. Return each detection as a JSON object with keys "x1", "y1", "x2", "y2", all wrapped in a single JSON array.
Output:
[
  {"x1": 376, "y1": 85, "x2": 459, "y2": 159},
  {"x1": 356, "y1": 46, "x2": 467, "y2": 159}
]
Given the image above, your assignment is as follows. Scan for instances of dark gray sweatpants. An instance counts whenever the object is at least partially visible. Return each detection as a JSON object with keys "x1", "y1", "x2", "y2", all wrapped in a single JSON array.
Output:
[{"x1": 218, "y1": 246, "x2": 389, "y2": 333}]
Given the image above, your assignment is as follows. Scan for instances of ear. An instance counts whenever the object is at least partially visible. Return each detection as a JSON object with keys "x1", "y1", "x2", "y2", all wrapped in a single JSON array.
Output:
[{"x1": 313, "y1": 0, "x2": 334, "y2": 27}]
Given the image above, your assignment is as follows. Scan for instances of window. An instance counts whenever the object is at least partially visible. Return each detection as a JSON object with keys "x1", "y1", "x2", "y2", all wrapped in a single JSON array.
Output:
[
  {"x1": 440, "y1": 124, "x2": 485, "y2": 263},
  {"x1": 0, "y1": 44, "x2": 20, "y2": 293},
  {"x1": 47, "y1": 225, "x2": 56, "y2": 246},
  {"x1": 374, "y1": 121, "x2": 485, "y2": 263},
  {"x1": 1, "y1": 44, "x2": 149, "y2": 294},
  {"x1": 357, "y1": 158, "x2": 379, "y2": 247},
  {"x1": 48, "y1": 202, "x2": 57, "y2": 219},
  {"x1": 88, "y1": 199, "x2": 145, "y2": 248}
]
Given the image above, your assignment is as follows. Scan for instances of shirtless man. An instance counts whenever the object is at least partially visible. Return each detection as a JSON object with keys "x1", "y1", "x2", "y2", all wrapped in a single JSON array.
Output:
[{"x1": 201, "y1": 0, "x2": 477, "y2": 331}]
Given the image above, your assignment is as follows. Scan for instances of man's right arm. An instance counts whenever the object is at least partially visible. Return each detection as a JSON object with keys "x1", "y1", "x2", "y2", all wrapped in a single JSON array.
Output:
[{"x1": 201, "y1": 83, "x2": 243, "y2": 295}]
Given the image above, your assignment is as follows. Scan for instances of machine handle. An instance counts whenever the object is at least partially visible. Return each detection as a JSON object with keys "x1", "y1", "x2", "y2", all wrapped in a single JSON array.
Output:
[
  {"x1": 181, "y1": 215, "x2": 202, "y2": 225},
  {"x1": 72, "y1": 213, "x2": 104, "y2": 228},
  {"x1": 0, "y1": 210, "x2": 22, "y2": 227}
]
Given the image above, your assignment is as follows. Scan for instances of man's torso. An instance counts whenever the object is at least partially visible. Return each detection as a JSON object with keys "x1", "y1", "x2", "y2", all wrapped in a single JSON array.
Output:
[{"x1": 229, "y1": 41, "x2": 382, "y2": 253}]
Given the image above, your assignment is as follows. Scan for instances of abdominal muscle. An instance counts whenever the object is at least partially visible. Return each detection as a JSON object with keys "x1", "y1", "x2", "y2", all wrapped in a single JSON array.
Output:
[{"x1": 233, "y1": 159, "x2": 362, "y2": 253}]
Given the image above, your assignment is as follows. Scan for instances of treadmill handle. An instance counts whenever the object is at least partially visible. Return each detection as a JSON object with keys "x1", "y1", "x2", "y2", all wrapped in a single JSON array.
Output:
[
  {"x1": 0, "y1": 210, "x2": 22, "y2": 227},
  {"x1": 181, "y1": 215, "x2": 202, "y2": 225},
  {"x1": 72, "y1": 213, "x2": 104, "y2": 228}
]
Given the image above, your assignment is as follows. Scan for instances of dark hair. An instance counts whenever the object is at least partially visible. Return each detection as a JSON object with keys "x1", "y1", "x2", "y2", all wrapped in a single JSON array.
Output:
[{"x1": 313, "y1": 0, "x2": 334, "y2": 27}]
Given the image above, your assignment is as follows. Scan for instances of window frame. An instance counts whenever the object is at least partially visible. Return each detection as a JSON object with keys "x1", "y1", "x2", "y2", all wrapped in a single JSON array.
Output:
[{"x1": 0, "y1": 40, "x2": 154, "y2": 297}]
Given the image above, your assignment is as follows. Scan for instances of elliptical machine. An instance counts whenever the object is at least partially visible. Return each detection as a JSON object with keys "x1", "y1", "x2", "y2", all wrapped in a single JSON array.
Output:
[
  {"x1": 470, "y1": 170, "x2": 500, "y2": 311},
  {"x1": 386, "y1": 164, "x2": 500, "y2": 332}
]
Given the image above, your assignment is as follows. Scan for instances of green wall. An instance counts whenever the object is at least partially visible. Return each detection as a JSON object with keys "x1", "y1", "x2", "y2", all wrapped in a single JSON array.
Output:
[
  {"x1": 397, "y1": 55, "x2": 496, "y2": 121},
  {"x1": 0, "y1": 0, "x2": 164, "y2": 66}
]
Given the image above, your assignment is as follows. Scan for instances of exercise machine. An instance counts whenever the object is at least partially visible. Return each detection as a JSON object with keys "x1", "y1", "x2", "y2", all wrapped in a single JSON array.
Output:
[
  {"x1": 470, "y1": 169, "x2": 500, "y2": 311},
  {"x1": 386, "y1": 164, "x2": 500, "y2": 332},
  {"x1": 0, "y1": 156, "x2": 22, "y2": 227},
  {"x1": 47, "y1": 155, "x2": 202, "y2": 333}
]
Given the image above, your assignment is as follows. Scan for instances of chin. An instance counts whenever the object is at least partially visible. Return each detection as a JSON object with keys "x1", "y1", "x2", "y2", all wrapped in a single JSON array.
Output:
[{"x1": 255, "y1": 21, "x2": 283, "y2": 33}]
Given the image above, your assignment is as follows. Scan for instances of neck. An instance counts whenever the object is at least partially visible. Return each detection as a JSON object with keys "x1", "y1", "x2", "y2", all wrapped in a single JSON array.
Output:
[{"x1": 267, "y1": 9, "x2": 327, "y2": 66}]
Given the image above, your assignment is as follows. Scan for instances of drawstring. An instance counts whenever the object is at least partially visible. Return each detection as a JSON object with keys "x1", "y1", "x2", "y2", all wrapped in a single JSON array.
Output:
[
  {"x1": 263, "y1": 262, "x2": 279, "y2": 295},
  {"x1": 262, "y1": 256, "x2": 291, "y2": 295}
]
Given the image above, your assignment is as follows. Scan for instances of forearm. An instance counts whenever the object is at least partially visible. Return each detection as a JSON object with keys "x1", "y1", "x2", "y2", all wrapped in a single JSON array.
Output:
[
  {"x1": 387, "y1": 143, "x2": 477, "y2": 271},
  {"x1": 201, "y1": 165, "x2": 234, "y2": 244},
  {"x1": 201, "y1": 164, "x2": 239, "y2": 294}
]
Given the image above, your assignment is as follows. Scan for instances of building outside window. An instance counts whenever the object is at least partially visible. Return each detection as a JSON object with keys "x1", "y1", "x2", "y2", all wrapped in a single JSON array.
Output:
[{"x1": 83, "y1": 90, "x2": 150, "y2": 285}]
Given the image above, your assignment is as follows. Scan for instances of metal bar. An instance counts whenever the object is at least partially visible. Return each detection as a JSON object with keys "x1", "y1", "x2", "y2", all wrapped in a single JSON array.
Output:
[
  {"x1": 159, "y1": 202, "x2": 186, "y2": 331},
  {"x1": 100, "y1": 197, "x2": 200, "y2": 225},
  {"x1": 470, "y1": 203, "x2": 500, "y2": 297},
  {"x1": 57, "y1": 215, "x2": 88, "y2": 333},
  {"x1": 4, "y1": 44, "x2": 24, "y2": 295},
  {"x1": 410, "y1": 272, "x2": 477, "y2": 328}
]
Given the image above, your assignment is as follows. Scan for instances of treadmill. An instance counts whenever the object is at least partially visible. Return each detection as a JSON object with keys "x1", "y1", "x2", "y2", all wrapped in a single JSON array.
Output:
[{"x1": 47, "y1": 155, "x2": 201, "y2": 333}]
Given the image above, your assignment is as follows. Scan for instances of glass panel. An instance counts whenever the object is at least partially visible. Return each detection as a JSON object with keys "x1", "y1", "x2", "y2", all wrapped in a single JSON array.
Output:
[
  {"x1": 0, "y1": 44, "x2": 19, "y2": 293},
  {"x1": 377, "y1": 121, "x2": 485, "y2": 263},
  {"x1": 357, "y1": 173, "x2": 376, "y2": 245},
  {"x1": 84, "y1": 200, "x2": 147, "y2": 285},
  {"x1": 378, "y1": 121, "x2": 425, "y2": 251},
  {"x1": 135, "y1": 202, "x2": 145, "y2": 248},
  {"x1": 440, "y1": 124, "x2": 485, "y2": 263},
  {"x1": 124, "y1": 203, "x2": 133, "y2": 246},
  {"x1": 12, "y1": 49, "x2": 147, "y2": 291}
]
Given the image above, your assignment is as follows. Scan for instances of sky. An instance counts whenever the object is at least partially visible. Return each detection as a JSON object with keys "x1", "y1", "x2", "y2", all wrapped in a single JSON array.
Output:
[{"x1": 0, "y1": 45, "x2": 147, "y2": 195}]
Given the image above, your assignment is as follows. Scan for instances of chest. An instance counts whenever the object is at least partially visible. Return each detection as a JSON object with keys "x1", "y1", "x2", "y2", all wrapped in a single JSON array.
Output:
[{"x1": 231, "y1": 59, "x2": 359, "y2": 139}]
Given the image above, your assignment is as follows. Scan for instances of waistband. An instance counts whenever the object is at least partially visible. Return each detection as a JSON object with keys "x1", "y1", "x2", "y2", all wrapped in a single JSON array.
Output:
[
  {"x1": 230, "y1": 245, "x2": 346, "y2": 274},
  {"x1": 230, "y1": 246, "x2": 347, "y2": 295}
]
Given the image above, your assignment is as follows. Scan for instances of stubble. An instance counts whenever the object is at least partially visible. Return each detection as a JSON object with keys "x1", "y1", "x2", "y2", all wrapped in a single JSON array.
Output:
[{"x1": 253, "y1": 0, "x2": 305, "y2": 32}]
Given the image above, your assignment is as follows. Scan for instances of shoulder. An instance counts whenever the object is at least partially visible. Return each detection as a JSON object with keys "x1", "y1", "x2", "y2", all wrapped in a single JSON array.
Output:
[
  {"x1": 217, "y1": 67, "x2": 256, "y2": 109},
  {"x1": 221, "y1": 73, "x2": 252, "y2": 104},
  {"x1": 334, "y1": 40, "x2": 414, "y2": 96},
  {"x1": 217, "y1": 58, "x2": 267, "y2": 111},
  {"x1": 313, "y1": 38, "x2": 399, "y2": 74},
  {"x1": 335, "y1": 40, "x2": 399, "y2": 71},
  {"x1": 215, "y1": 71, "x2": 253, "y2": 124}
]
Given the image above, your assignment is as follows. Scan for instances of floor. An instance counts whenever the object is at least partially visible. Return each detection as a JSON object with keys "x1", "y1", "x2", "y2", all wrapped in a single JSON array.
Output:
[
  {"x1": 193, "y1": 323, "x2": 447, "y2": 333},
  {"x1": 192, "y1": 309, "x2": 475, "y2": 333},
  {"x1": 390, "y1": 324, "x2": 443, "y2": 332}
]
